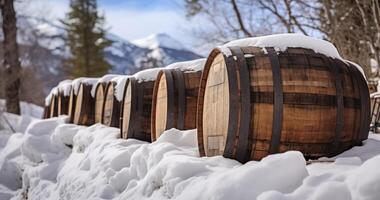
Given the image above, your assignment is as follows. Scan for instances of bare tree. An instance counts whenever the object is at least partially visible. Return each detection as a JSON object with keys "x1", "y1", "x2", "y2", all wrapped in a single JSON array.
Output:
[
  {"x1": 185, "y1": 0, "x2": 379, "y2": 78},
  {"x1": 319, "y1": 0, "x2": 380, "y2": 77},
  {"x1": 184, "y1": 0, "x2": 319, "y2": 48},
  {"x1": 0, "y1": 0, "x2": 21, "y2": 114}
]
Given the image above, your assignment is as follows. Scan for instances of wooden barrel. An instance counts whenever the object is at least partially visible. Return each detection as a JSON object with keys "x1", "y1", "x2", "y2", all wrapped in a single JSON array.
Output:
[
  {"x1": 370, "y1": 94, "x2": 380, "y2": 133},
  {"x1": 151, "y1": 69, "x2": 202, "y2": 141},
  {"x1": 368, "y1": 78, "x2": 378, "y2": 94},
  {"x1": 43, "y1": 106, "x2": 50, "y2": 119},
  {"x1": 102, "y1": 81, "x2": 121, "y2": 127},
  {"x1": 57, "y1": 91, "x2": 70, "y2": 116},
  {"x1": 197, "y1": 46, "x2": 370, "y2": 163},
  {"x1": 94, "y1": 83, "x2": 106, "y2": 124},
  {"x1": 49, "y1": 94, "x2": 59, "y2": 117},
  {"x1": 73, "y1": 83, "x2": 95, "y2": 125},
  {"x1": 121, "y1": 77, "x2": 155, "y2": 142},
  {"x1": 68, "y1": 89, "x2": 77, "y2": 123}
]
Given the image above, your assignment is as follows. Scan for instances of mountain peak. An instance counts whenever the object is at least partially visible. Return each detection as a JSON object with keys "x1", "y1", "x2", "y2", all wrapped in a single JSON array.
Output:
[{"x1": 132, "y1": 33, "x2": 187, "y2": 51}]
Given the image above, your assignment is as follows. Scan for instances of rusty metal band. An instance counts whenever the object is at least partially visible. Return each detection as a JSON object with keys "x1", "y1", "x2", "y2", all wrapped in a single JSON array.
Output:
[
  {"x1": 329, "y1": 58, "x2": 344, "y2": 155},
  {"x1": 223, "y1": 47, "x2": 241, "y2": 159},
  {"x1": 173, "y1": 69, "x2": 186, "y2": 130},
  {"x1": 229, "y1": 46, "x2": 252, "y2": 163},
  {"x1": 126, "y1": 77, "x2": 138, "y2": 139},
  {"x1": 375, "y1": 98, "x2": 380, "y2": 126},
  {"x1": 111, "y1": 83, "x2": 121, "y2": 128},
  {"x1": 164, "y1": 69, "x2": 175, "y2": 130},
  {"x1": 348, "y1": 63, "x2": 370, "y2": 142},
  {"x1": 266, "y1": 47, "x2": 284, "y2": 154},
  {"x1": 250, "y1": 91, "x2": 360, "y2": 108},
  {"x1": 119, "y1": 80, "x2": 128, "y2": 138},
  {"x1": 68, "y1": 89, "x2": 76, "y2": 123}
]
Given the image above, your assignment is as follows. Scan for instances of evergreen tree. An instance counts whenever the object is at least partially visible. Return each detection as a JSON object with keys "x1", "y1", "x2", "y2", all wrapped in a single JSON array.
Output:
[{"x1": 61, "y1": 0, "x2": 112, "y2": 78}]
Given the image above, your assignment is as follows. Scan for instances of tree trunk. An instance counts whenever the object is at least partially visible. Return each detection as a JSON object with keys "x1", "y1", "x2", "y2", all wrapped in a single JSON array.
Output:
[{"x1": 1, "y1": 0, "x2": 21, "y2": 114}]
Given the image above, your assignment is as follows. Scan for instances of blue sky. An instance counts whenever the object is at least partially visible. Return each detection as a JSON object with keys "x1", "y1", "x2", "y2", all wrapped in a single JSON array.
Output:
[
  {"x1": 25, "y1": 0, "x2": 202, "y2": 48},
  {"x1": 98, "y1": 0, "x2": 180, "y2": 10}
]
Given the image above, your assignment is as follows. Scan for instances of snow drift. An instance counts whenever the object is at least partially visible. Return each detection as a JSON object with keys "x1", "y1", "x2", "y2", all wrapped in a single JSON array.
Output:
[{"x1": 0, "y1": 117, "x2": 380, "y2": 200}]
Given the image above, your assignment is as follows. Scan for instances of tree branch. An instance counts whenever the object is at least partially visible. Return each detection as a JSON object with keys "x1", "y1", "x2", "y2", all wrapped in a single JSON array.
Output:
[{"x1": 230, "y1": 0, "x2": 252, "y2": 37}]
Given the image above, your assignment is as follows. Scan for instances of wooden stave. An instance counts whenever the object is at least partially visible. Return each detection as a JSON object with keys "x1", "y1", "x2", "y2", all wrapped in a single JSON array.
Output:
[
  {"x1": 151, "y1": 69, "x2": 202, "y2": 141},
  {"x1": 68, "y1": 89, "x2": 77, "y2": 123},
  {"x1": 73, "y1": 83, "x2": 95, "y2": 126},
  {"x1": 57, "y1": 91, "x2": 70, "y2": 116},
  {"x1": 49, "y1": 94, "x2": 59, "y2": 117},
  {"x1": 43, "y1": 105, "x2": 50, "y2": 119},
  {"x1": 94, "y1": 83, "x2": 106, "y2": 124},
  {"x1": 197, "y1": 46, "x2": 370, "y2": 163},
  {"x1": 102, "y1": 81, "x2": 121, "y2": 128},
  {"x1": 120, "y1": 77, "x2": 154, "y2": 142}
]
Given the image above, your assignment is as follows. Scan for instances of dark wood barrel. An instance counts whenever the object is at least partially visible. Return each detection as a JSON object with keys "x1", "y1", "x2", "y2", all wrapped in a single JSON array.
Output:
[
  {"x1": 197, "y1": 46, "x2": 370, "y2": 163},
  {"x1": 370, "y1": 94, "x2": 380, "y2": 133},
  {"x1": 151, "y1": 69, "x2": 202, "y2": 141},
  {"x1": 73, "y1": 83, "x2": 95, "y2": 125},
  {"x1": 102, "y1": 81, "x2": 121, "y2": 127},
  {"x1": 49, "y1": 94, "x2": 59, "y2": 117},
  {"x1": 368, "y1": 78, "x2": 378, "y2": 94},
  {"x1": 121, "y1": 77, "x2": 155, "y2": 142},
  {"x1": 57, "y1": 91, "x2": 70, "y2": 116},
  {"x1": 94, "y1": 83, "x2": 106, "y2": 124},
  {"x1": 68, "y1": 89, "x2": 77, "y2": 123},
  {"x1": 43, "y1": 105, "x2": 50, "y2": 119}
]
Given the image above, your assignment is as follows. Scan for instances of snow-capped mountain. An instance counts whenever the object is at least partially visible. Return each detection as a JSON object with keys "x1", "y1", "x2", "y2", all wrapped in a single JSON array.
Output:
[
  {"x1": 132, "y1": 33, "x2": 187, "y2": 51},
  {"x1": 2, "y1": 17, "x2": 202, "y2": 103},
  {"x1": 129, "y1": 33, "x2": 202, "y2": 72}
]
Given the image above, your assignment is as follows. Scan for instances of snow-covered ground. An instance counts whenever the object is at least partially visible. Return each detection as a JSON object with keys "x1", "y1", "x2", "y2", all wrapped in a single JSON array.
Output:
[
  {"x1": 0, "y1": 100, "x2": 43, "y2": 119},
  {"x1": 0, "y1": 115, "x2": 379, "y2": 200}
]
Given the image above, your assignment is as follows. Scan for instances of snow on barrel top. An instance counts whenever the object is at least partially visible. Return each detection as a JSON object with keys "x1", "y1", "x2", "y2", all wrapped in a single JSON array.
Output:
[
  {"x1": 72, "y1": 77, "x2": 98, "y2": 95},
  {"x1": 133, "y1": 58, "x2": 206, "y2": 82},
  {"x1": 90, "y1": 74, "x2": 119, "y2": 97},
  {"x1": 57, "y1": 80, "x2": 73, "y2": 96},
  {"x1": 224, "y1": 33, "x2": 342, "y2": 59},
  {"x1": 224, "y1": 33, "x2": 366, "y2": 79},
  {"x1": 166, "y1": 58, "x2": 206, "y2": 72},
  {"x1": 45, "y1": 80, "x2": 73, "y2": 106},
  {"x1": 111, "y1": 75, "x2": 130, "y2": 102}
]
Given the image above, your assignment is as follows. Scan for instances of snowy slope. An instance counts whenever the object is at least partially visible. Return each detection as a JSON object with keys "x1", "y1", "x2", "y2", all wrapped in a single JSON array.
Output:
[
  {"x1": 132, "y1": 33, "x2": 187, "y2": 51},
  {"x1": 0, "y1": 116, "x2": 380, "y2": 200},
  {"x1": 132, "y1": 33, "x2": 202, "y2": 68}
]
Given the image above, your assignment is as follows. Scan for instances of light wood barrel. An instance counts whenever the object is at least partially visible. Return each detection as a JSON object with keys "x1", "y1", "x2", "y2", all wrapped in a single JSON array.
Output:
[
  {"x1": 94, "y1": 83, "x2": 106, "y2": 124},
  {"x1": 49, "y1": 94, "x2": 58, "y2": 117},
  {"x1": 58, "y1": 91, "x2": 70, "y2": 116},
  {"x1": 197, "y1": 46, "x2": 370, "y2": 163},
  {"x1": 68, "y1": 89, "x2": 77, "y2": 123},
  {"x1": 151, "y1": 69, "x2": 202, "y2": 141},
  {"x1": 73, "y1": 83, "x2": 95, "y2": 125},
  {"x1": 102, "y1": 81, "x2": 121, "y2": 127},
  {"x1": 121, "y1": 77, "x2": 155, "y2": 142}
]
